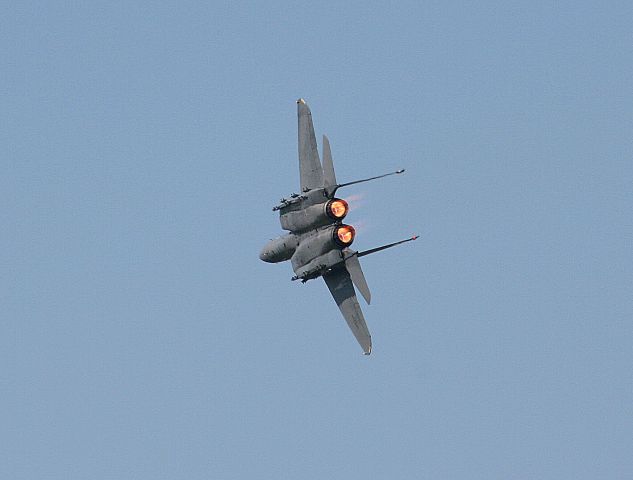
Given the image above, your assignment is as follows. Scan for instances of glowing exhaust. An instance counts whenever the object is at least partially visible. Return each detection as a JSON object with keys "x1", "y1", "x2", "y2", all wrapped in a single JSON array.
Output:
[
  {"x1": 334, "y1": 224, "x2": 356, "y2": 246},
  {"x1": 327, "y1": 198, "x2": 349, "y2": 220}
]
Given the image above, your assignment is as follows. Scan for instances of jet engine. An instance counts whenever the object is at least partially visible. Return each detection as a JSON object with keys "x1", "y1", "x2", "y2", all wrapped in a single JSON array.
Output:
[
  {"x1": 291, "y1": 223, "x2": 356, "y2": 273},
  {"x1": 325, "y1": 198, "x2": 349, "y2": 221},
  {"x1": 333, "y1": 224, "x2": 355, "y2": 247},
  {"x1": 279, "y1": 197, "x2": 349, "y2": 232}
]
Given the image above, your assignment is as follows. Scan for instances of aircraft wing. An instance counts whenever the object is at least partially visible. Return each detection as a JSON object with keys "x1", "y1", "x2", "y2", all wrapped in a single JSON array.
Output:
[
  {"x1": 297, "y1": 99, "x2": 323, "y2": 191},
  {"x1": 323, "y1": 267, "x2": 372, "y2": 355}
]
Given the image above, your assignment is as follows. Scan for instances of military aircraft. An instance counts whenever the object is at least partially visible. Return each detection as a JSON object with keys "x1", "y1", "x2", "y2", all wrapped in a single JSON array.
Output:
[{"x1": 259, "y1": 99, "x2": 417, "y2": 354}]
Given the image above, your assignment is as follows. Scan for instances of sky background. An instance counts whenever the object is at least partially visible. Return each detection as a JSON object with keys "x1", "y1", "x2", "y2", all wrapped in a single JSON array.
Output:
[{"x1": 2, "y1": 1, "x2": 632, "y2": 478}]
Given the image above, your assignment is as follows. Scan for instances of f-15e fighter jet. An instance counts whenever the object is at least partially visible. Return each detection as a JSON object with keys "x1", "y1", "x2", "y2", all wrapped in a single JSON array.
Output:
[{"x1": 259, "y1": 99, "x2": 417, "y2": 354}]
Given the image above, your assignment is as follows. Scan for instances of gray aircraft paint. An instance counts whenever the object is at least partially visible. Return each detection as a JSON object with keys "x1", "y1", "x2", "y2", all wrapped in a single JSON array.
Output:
[
  {"x1": 297, "y1": 99, "x2": 323, "y2": 191},
  {"x1": 321, "y1": 134, "x2": 337, "y2": 190},
  {"x1": 260, "y1": 99, "x2": 417, "y2": 354}
]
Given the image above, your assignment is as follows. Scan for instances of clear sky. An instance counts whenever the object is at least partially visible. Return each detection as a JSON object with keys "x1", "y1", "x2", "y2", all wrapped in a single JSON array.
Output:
[{"x1": 2, "y1": 1, "x2": 632, "y2": 478}]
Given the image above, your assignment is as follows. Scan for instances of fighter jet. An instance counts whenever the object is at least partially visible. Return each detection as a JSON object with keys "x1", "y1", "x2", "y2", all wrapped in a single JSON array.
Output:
[{"x1": 259, "y1": 99, "x2": 417, "y2": 354}]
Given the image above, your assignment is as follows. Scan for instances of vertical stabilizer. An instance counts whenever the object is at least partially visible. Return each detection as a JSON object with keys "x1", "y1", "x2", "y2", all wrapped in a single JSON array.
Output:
[
  {"x1": 345, "y1": 253, "x2": 371, "y2": 305},
  {"x1": 322, "y1": 135, "x2": 337, "y2": 189},
  {"x1": 323, "y1": 268, "x2": 372, "y2": 355}
]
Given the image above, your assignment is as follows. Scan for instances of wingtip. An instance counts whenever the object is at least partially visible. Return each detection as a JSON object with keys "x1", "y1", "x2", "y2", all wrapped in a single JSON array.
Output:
[
  {"x1": 412, "y1": 235, "x2": 419, "y2": 240},
  {"x1": 297, "y1": 98, "x2": 311, "y2": 115}
]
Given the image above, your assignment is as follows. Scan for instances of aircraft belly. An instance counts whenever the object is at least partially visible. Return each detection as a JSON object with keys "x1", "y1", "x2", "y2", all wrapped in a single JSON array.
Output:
[{"x1": 292, "y1": 248, "x2": 343, "y2": 277}]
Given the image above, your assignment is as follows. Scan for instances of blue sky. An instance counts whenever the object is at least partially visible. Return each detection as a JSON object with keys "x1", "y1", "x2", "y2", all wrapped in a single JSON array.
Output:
[{"x1": 2, "y1": 1, "x2": 632, "y2": 478}]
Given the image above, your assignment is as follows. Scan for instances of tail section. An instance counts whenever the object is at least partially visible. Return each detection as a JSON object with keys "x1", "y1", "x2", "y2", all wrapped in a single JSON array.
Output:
[
  {"x1": 344, "y1": 252, "x2": 371, "y2": 304},
  {"x1": 322, "y1": 135, "x2": 337, "y2": 189}
]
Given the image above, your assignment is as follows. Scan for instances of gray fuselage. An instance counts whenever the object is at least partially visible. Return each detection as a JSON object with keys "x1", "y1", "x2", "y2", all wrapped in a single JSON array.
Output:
[{"x1": 259, "y1": 187, "x2": 353, "y2": 280}]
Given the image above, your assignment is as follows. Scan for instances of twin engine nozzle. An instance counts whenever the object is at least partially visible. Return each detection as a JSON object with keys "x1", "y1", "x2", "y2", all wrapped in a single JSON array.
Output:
[
  {"x1": 327, "y1": 198, "x2": 354, "y2": 247},
  {"x1": 326, "y1": 198, "x2": 349, "y2": 221},
  {"x1": 278, "y1": 196, "x2": 349, "y2": 233},
  {"x1": 333, "y1": 224, "x2": 355, "y2": 247},
  {"x1": 328, "y1": 198, "x2": 354, "y2": 247}
]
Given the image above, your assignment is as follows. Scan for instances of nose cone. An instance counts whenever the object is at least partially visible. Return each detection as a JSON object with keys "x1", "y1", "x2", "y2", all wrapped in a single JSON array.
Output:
[
  {"x1": 259, "y1": 247, "x2": 271, "y2": 262},
  {"x1": 259, "y1": 235, "x2": 297, "y2": 263}
]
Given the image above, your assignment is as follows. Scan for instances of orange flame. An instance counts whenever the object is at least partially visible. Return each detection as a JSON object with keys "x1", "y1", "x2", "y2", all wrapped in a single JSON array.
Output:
[
  {"x1": 336, "y1": 225, "x2": 355, "y2": 244},
  {"x1": 328, "y1": 199, "x2": 349, "y2": 219},
  {"x1": 343, "y1": 193, "x2": 365, "y2": 213}
]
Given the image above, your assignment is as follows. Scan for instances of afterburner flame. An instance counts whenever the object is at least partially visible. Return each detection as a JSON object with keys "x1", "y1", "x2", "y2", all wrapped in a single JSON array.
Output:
[
  {"x1": 336, "y1": 225, "x2": 355, "y2": 245},
  {"x1": 327, "y1": 198, "x2": 349, "y2": 219}
]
